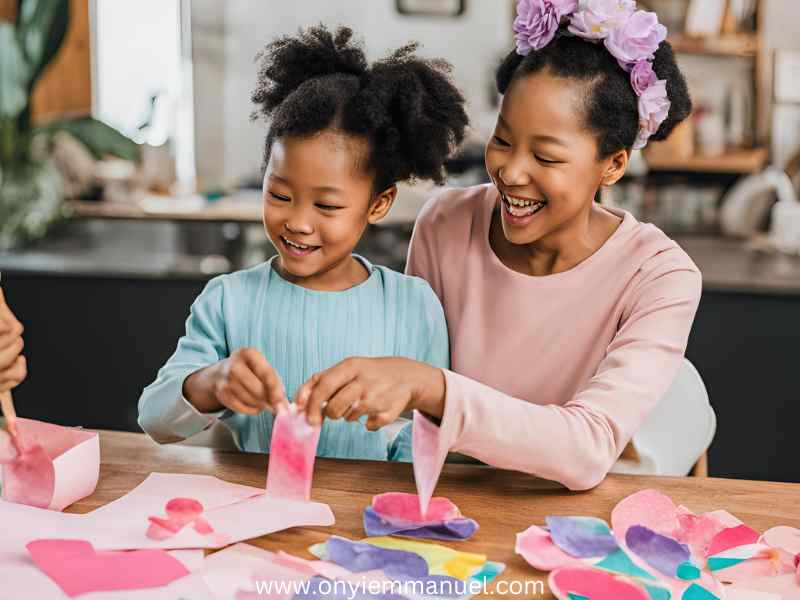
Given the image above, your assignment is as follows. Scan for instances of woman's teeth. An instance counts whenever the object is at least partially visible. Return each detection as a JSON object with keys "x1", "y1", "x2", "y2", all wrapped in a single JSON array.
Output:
[{"x1": 502, "y1": 193, "x2": 546, "y2": 217}]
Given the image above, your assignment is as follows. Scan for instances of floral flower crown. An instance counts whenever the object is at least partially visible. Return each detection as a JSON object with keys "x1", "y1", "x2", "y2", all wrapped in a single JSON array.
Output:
[{"x1": 513, "y1": 0, "x2": 670, "y2": 149}]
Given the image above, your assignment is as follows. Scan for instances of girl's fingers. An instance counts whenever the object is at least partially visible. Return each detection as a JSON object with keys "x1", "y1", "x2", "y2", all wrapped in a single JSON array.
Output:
[
  {"x1": 243, "y1": 351, "x2": 288, "y2": 412},
  {"x1": 305, "y1": 361, "x2": 359, "y2": 426},
  {"x1": 218, "y1": 383, "x2": 260, "y2": 415},
  {"x1": 365, "y1": 411, "x2": 393, "y2": 432},
  {"x1": 294, "y1": 374, "x2": 319, "y2": 411},
  {"x1": 226, "y1": 380, "x2": 264, "y2": 411},
  {"x1": 230, "y1": 362, "x2": 268, "y2": 409},
  {"x1": 344, "y1": 401, "x2": 368, "y2": 423},
  {"x1": 324, "y1": 382, "x2": 361, "y2": 420}
]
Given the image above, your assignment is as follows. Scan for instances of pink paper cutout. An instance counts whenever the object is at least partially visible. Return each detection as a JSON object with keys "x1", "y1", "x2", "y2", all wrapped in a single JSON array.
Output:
[
  {"x1": 147, "y1": 497, "x2": 216, "y2": 541},
  {"x1": 26, "y1": 539, "x2": 189, "y2": 597},
  {"x1": 763, "y1": 526, "x2": 800, "y2": 556},
  {"x1": 412, "y1": 409, "x2": 448, "y2": 517},
  {"x1": 372, "y1": 492, "x2": 462, "y2": 524},
  {"x1": 611, "y1": 489, "x2": 681, "y2": 542},
  {"x1": 515, "y1": 525, "x2": 585, "y2": 571},
  {"x1": 675, "y1": 510, "x2": 728, "y2": 558},
  {"x1": 708, "y1": 525, "x2": 761, "y2": 557},
  {"x1": 266, "y1": 405, "x2": 321, "y2": 501},
  {"x1": 0, "y1": 418, "x2": 98, "y2": 511},
  {"x1": 549, "y1": 567, "x2": 651, "y2": 600}
]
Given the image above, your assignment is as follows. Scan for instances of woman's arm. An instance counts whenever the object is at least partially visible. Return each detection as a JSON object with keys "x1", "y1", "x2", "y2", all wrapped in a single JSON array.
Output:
[{"x1": 432, "y1": 264, "x2": 702, "y2": 490}]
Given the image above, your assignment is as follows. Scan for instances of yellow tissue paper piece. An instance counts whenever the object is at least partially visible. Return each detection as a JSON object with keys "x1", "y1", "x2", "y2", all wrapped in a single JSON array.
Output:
[{"x1": 362, "y1": 536, "x2": 487, "y2": 580}]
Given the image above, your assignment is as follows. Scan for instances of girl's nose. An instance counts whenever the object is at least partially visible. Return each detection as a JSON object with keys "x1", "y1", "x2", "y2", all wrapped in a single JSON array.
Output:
[{"x1": 284, "y1": 215, "x2": 314, "y2": 236}]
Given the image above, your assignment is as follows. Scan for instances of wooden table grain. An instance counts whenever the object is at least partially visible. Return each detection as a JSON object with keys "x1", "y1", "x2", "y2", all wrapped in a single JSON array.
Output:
[{"x1": 70, "y1": 431, "x2": 800, "y2": 598}]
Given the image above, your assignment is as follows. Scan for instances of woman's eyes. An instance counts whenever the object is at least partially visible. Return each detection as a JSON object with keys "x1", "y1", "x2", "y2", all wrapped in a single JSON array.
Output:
[
  {"x1": 535, "y1": 155, "x2": 560, "y2": 165},
  {"x1": 315, "y1": 203, "x2": 342, "y2": 211},
  {"x1": 493, "y1": 135, "x2": 510, "y2": 147}
]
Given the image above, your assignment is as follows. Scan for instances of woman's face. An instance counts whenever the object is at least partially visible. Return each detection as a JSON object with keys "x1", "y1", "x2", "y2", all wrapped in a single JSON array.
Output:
[
  {"x1": 485, "y1": 69, "x2": 624, "y2": 247},
  {"x1": 263, "y1": 131, "x2": 393, "y2": 290}
]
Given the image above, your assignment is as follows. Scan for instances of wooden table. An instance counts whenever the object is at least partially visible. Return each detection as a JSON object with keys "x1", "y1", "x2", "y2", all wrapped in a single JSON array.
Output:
[{"x1": 72, "y1": 431, "x2": 800, "y2": 598}]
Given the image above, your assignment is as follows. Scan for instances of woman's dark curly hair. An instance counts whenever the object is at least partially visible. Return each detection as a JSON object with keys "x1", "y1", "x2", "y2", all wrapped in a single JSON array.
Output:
[
  {"x1": 496, "y1": 33, "x2": 692, "y2": 159},
  {"x1": 251, "y1": 25, "x2": 469, "y2": 193}
]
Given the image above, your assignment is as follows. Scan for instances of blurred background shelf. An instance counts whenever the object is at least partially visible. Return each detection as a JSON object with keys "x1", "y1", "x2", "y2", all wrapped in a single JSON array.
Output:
[
  {"x1": 644, "y1": 147, "x2": 769, "y2": 173},
  {"x1": 668, "y1": 33, "x2": 759, "y2": 57}
]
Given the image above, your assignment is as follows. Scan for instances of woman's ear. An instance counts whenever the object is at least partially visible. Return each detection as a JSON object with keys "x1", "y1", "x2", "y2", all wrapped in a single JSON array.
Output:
[
  {"x1": 367, "y1": 185, "x2": 397, "y2": 224},
  {"x1": 601, "y1": 149, "x2": 629, "y2": 187}
]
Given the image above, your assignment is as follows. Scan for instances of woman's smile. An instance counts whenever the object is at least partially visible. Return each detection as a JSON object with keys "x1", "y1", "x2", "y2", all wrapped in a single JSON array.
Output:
[{"x1": 499, "y1": 189, "x2": 547, "y2": 227}]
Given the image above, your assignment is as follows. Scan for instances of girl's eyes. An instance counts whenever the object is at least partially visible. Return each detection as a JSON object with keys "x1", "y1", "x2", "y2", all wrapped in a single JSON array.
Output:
[
  {"x1": 535, "y1": 155, "x2": 561, "y2": 165},
  {"x1": 269, "y1": 192, "x2": 342, "y2": 211}
]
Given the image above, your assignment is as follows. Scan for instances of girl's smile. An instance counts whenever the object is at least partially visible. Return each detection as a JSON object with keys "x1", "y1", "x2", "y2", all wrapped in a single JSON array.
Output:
[{"x1": 499, "y1": 189, "x2": 548, "y2": 228}]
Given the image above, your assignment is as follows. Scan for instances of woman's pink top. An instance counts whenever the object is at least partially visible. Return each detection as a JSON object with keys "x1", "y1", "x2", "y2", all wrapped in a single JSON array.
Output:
[{"x1": 406, "y1": 184, "x2": 702, "y2": 490}]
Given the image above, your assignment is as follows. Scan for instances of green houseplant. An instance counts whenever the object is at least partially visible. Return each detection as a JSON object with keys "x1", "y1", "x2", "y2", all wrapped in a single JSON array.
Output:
[{"x1": 0, "y1": 0, "x2": 139, "y2": 251}]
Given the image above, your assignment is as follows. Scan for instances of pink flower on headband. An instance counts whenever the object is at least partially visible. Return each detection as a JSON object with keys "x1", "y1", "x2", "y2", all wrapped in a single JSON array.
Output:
[
  {"x1": 605, "y1": 10, "x2": 667, "y2": 69},
  {"x1": 630, "y1": 59, "x2": 657, "y2": 95},
  {"x1": 634, "y1": 79, "x2": 670, "y2": 149},
  {"x1": 568, "y1": 0, "x2": 635, "y2": 40},
  {"x1": 514, "y1": 0, "x2": 579, "y2": 54}
]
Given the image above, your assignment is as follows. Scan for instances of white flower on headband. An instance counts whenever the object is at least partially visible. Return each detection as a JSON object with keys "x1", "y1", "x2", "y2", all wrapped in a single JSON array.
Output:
[{"x1": 513, "y1": 0, "x2": 671, "y2": 149}]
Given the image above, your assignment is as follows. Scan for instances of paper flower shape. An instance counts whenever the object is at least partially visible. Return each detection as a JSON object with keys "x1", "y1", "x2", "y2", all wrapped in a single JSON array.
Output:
[
  {"x1": 363, "y1": 492, "x2": 479, "y2": 541},
  {"x1": 0, "y1": 418, "x2": 98, "y2": 511},
  {"x1": 147, "y1": 497, "x2": 215, "y2": 540},
  {"x1": 516, "y1": 489, "x2": 799, "y2": 599}
]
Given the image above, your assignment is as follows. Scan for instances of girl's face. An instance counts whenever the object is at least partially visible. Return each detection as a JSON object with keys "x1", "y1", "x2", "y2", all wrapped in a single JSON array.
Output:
[
  {"x1": 485, "y1": 69, "x2": 627, "y2": 247},
  {"x1": 263, "y1": 131, "x2": 394, "y2": 291}
]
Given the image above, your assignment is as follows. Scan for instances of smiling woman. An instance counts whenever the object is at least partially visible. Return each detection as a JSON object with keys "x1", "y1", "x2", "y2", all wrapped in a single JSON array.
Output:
[{"x1": 297, "y1": 1, "x2": 710, "y2": 490}]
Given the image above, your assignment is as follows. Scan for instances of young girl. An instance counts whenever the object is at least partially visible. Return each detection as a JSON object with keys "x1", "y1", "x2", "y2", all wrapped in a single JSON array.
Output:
[
  {"x1": 138, "y1": 25, "x2": 468, "y2": 461},
  {"x1": 297, "y1": 2, "x2": 707, "y2": 489}
]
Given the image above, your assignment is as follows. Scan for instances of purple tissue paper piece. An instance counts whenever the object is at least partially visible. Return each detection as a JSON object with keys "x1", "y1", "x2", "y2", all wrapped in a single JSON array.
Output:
[
  {"x1": 626, "y1": 525, "x2": 692, "y2": 578},
  {"x1": 325, "y1": 537, "x2": 429, "y2": 579},
  {"x1": 545, "y1": 516, "x2": 621, "y2": 558},
  {"x1": 292, "y1": 576, "x2": 408, "y2": 600},
  {"x1": 363, "y1": 507, "x2": 479, "y2": 541}
]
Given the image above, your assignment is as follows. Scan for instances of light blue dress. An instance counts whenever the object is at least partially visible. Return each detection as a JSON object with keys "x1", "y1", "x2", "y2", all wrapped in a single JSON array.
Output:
[{"x1": 138, "y1": 256, "x2": 449, "y2": 461}]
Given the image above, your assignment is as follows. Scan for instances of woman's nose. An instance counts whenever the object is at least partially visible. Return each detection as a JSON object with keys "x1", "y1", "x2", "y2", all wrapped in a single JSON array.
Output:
[{"x1": 498, "y1": 155, "x2": 532, "y2": 187}]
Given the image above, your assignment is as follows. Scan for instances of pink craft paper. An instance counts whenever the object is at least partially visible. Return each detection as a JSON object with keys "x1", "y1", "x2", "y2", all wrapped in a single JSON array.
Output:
[
  {"x1": 0, "y1": 418, "x2": 98, "y2": 511},
  {"x1": 763, "y1": 526, "x2": 800, "y2": 556},
  {"x1": 266, "y1": 405, "x2": 321, "y2": 501},
  {"x1": 412, "y1": 409, "x2": 448, "y2": 517},
  {"x1": 611, "y1": 489, "x2": 681, "y2": 543},
  {"x1": 147, "y1": 497, "x2": 218, "y2": 541},
  {"x1": 515, "y1": 525, "x2": 584, "y2": 571},
  {"x1": 0, "y1": 473, "x2": 335, "y2": 555},
  {"x1": 548, "y1": 567, "x2": 650, "y2": 600},
  {"x1": 708, "y1": 524, "x2": 761, "y2": 557},
  {"x1": 372, "y1": 492, "x2": 461, "y2": 524},
  {"x1": 0, "y1": 430, "x2": 54, "y2": 509},
  {"x1": 26, "y1": 539, "x2": 189, "y2": 597}
]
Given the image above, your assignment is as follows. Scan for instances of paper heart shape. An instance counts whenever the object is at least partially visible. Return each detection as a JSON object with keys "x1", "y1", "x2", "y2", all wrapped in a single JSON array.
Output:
[
  {"x1": 27, "y1": 539, "x2": 189, "y2": 597},
  {"x1": 763, "y1": 526, "x2": 800, "y2": 556},
  {"x1": 147, "y1": 497, "x2": 215, "y2": 540},
  {"x1": 548, "y1": 567, "x2": 653, "y2": 600},
  {"x1": 365, "y1": 492, "x2": 478, "y2": 541},
  {"x1": 515, "y1": 525, "x2": 585, "y2": 571}
]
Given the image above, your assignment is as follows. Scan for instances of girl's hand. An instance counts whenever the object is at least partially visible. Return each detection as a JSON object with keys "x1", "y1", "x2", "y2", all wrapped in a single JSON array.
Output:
[
  {"x1": 183, "y1": 348, "x2": 289, "y2": 416},
  {"x1": 295, "y1": 357, "x2": 446, "y2": 428},
  {"x1": 0, "y1": 288, "x2": 26, "y2": 393}
]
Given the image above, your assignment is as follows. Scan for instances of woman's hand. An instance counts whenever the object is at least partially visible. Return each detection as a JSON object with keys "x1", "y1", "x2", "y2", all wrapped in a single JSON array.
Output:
[
  {"x1": 0, "y1": 288, "x2": 26, "y2": 393},
  {"x1": 183, "y1": 347, "x2": 289, "y2": 416},
  {"x1": 295, "y1": 357, "x2": 446, "y2": 428}
]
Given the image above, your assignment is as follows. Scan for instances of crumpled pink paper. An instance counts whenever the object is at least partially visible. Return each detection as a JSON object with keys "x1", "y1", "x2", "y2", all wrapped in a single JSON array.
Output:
[
  {"x1": 0, "y1": 418, "x2": 98, "y2": 511},
  {"x1": 266, "y1": 405, "x2": 321, "y2": 501}
]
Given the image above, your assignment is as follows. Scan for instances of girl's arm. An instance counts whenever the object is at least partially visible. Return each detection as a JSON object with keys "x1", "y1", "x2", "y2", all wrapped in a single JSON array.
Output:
[
  {"x1": 427, "y1": 263, "x2": 701, "y2": 490},
  {"x1": 137, "y1": 277, "x2": 230, "y2": 443}
]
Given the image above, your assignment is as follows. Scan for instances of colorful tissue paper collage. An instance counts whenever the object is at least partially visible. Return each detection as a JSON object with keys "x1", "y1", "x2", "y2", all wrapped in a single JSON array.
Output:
[{"x1": 515, "y1": 489, "x2": 800, "y2": 600}]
